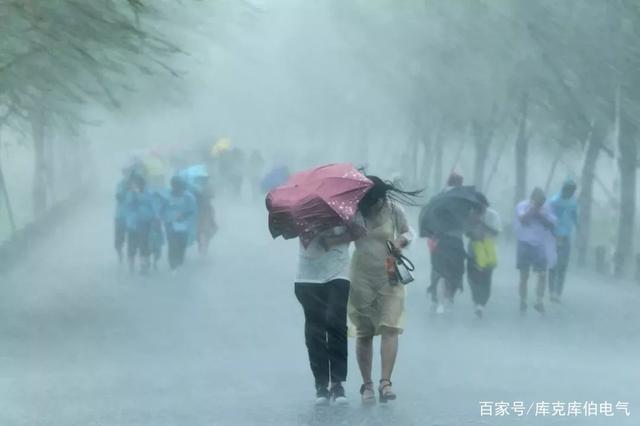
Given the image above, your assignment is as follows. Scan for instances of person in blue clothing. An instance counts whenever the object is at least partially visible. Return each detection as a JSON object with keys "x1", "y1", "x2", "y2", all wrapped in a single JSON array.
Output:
[
  {"x1": 164, "y1": 176, "x2": 197, "y2": 271},
  {"x1": 149, "y1": 190, "x2": 167, "y2": 271},
  {"x1": 124, "y1": 173, "x2": 155, "y2": 274},
  {"x1": 548, "y1": 179, "x2": 578, "y2": 303},
  {"x1": 114, "y1": 169, "x2": 131, "y2": 264}
]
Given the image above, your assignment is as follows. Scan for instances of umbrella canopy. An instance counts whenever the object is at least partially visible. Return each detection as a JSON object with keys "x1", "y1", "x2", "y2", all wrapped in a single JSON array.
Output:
[
  {"x1": 211, "y1": 137, "x2": 231, "y2": 158},
  {"x1": 178, "y1": 164, "x2": 209, "y2": 193},
  {"x1": 266, "y1": 163, "x2": 372, "y2": 247},
  {"x1": 179, "y1": 164, "x2": 208, "y2": 180},
  {"x1": 419, "y1": 186, "x2": 484, "y2": 238},
  {"x1": 143, "y1": 154, "x2": 166, "y2": 178},
  {"x1": 260, "y1": 166, "x2": 290, "y2": 193}
]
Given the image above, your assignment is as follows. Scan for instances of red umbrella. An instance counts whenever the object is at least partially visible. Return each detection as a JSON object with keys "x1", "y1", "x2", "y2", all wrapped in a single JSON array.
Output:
[{"x1": 266, "y1": 163, "x2": 372, "y2": 247}]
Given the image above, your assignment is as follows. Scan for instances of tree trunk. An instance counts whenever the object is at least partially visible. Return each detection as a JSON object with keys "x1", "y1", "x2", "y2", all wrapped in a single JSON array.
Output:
[
  {"x1": 484, "y1": 137, "x2": 508, "y2": 192},
  {"x1": 472, "y1": 120, "x2": 493, "y2": 192},
  {"x1": 410, "y1": 136, "x2": 420, "y2": 187},
  {"x1": 433, "y1": 134, "x2": 444, "y2": 192},
  {"x1": 31, "y1": 108, "x2": 47, "y2": 218},
  {"x1": 421, "y1": 133, "x2": 434, "y2": 192},
  {"x1": 576, "y1": 125, "x2": 601, "y2": 267},
  {"x1": 514, "y1": 93, "x2": 529, "y2": 206},
  {"x1": 0, "y1": 155, "x2": 16, "y2": 234},
  {"x1": 614, "y1": 117, "x2": 637, "y2": 278},
  {"x1": 544, "y1": 144, "x2": 563, "y2": 194}
]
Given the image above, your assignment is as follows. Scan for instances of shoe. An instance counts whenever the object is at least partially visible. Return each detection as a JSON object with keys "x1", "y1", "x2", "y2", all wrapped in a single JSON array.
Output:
[
  {"x1": 436, "y1": 304, "x2": 445, "y2": 315},
  {"x1": 315, "y1": 385, "x2": 330, "y2": 406},
  {"x1": 360, "y1": 382, "x2": 376, "y2": 405},
  {"x1": 378, "y1": 379, "x2": 396, "y2": 403},
  {"x1": 474, "y1": 305, "x2": 484, "y2": 319},
  {"x1": 534, "y1": 302, "x2": 545, "y2": 314},
  {"x1": 330, "y1": 383, "x2": 348, "y2": 405},
  {"x1": 550, "y1": 294, "x2": 561, "y2": 304},
  {"x1": 520, "y1": 301, "x2": 527, "y2": 315}
]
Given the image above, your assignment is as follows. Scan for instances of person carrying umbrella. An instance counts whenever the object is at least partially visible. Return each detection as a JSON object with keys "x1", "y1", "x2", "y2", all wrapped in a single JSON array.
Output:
[
  {"x1": 426, "y1": 172, "x2": 463, "y2": 313},
  {"x1": 348, "y1": 176, "x2": 421, "y2": 404},
  {"x1": 420, "y1": 183, "x2": 483, "y2": 314},
  {"x1": 267, "y1": 163, "x2": 372, "y2": 406}
]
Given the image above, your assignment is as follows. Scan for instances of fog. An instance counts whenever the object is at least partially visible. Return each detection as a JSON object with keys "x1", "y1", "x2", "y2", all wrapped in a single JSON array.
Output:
[{"x1": 1, "y1": 1, "x2": 639, "y2": 425}]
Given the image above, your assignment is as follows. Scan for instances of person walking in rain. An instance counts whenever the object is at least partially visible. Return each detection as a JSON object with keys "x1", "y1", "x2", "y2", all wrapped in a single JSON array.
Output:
[
  {"x1": 196, "y1": 178, "x2": 217, "y2": 256},
  {"x1": 124, "y1": 174, "x2": 155, "y2": 274},
  {"x1": 149, "y1": 190, "x2": 166, "y2": 271},
  {"x1": 294, "y1": 225, "x2": 360, "y2": 406},
  {"x1": 466, "y1": 194, "x2": 502, "y2": 318},
  {"x1": 548, "y1": 179, "x2": 578, "y2": 303},
  {"x1": 114, "y1": 168, "x2": 130, "y2": 264},
  {"x1": 427, "y1": 172, "x2": 464, "y2": 314},
  {"x1": 349, "y1": 176, "x2": 420, "y2": 404},
  {"x1": 515, "y1": 187, "x2": 557, "y2": 314},
  {"x1": 164, "y1": 176, "x2": 197, "y2": 271}
]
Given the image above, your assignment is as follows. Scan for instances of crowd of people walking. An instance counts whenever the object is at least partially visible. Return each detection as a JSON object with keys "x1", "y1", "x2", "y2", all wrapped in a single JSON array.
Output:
[
  {"x1": 266, "y1": 163, "x2": 579, "y2": 407},
  {"x1": 114, "y1": 158, "x2": 216, "y2": 275}
]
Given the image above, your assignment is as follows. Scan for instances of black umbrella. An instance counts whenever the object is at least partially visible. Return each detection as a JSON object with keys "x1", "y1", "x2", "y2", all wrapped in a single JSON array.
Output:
[{"x1": 419, "y1": 186, "x2": 484, "y2": 238}]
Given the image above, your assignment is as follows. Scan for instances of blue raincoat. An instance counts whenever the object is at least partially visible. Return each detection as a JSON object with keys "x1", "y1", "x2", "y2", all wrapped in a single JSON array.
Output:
[
  {"x1": 124, "y1": 190, "x2": 156, "y2": 232},
  {"x1": 163, "y1": 190, "x2": 197, "y2": 237},
  {"x1": 148, "y1": 190, "x2": 168, "y2": 256}
]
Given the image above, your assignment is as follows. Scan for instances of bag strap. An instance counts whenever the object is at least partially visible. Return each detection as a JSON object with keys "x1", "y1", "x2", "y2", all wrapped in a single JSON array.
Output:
[
  {"x1": 398, "y1": 253, "x2": 415, "y2": 271},
  {"x1": 386, "y1": 240, "x2": 415, "y2": 272}
]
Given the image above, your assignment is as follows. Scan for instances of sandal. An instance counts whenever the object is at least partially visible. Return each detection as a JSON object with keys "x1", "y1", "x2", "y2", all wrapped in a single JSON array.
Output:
[
  {"x1": 378, "y1": 379, "x2": 396, "y2": 403},
  {"x1": 360, "y1": 382, "x2": 376, "y2": 404}
]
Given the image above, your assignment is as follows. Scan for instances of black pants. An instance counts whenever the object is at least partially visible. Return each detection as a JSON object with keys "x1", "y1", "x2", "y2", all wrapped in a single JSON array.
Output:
[
  {"x1": 467, "y1": 264, "x2": 493, "y2": 307},
  {"x1": 167, "y1": 231, "x2": 188, "y2": 270},
  {"x1": 295, "y1": 279, "x2": 349, "y2": 388}
]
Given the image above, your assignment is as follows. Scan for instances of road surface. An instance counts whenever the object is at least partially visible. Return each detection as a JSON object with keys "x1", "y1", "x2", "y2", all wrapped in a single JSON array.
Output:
[{"x1": 1, "y1": 197, "x2": 638, "y2": 425}]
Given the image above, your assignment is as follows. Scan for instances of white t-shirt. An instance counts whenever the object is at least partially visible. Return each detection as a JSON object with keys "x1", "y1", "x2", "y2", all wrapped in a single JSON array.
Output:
[{"x1": 296, "y1": 226, "x2": 350, "y2": 284}]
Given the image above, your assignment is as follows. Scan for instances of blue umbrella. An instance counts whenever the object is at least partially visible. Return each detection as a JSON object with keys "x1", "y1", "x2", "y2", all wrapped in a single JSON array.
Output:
[
  {"x1": 178, "y1": 164, "x2": 209, "y2": 194},
  {"x1": 260, "y1": 166, "x2": 289, "y2": 193}
]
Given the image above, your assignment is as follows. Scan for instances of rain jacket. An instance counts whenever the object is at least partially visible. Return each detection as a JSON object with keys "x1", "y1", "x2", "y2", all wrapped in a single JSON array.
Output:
[
  {"x1": 163, "y1": 190, "x2": 197, "y2": 234},
  {"x1": 124, "y1": 190, "x2": 156, "y2": 231}
]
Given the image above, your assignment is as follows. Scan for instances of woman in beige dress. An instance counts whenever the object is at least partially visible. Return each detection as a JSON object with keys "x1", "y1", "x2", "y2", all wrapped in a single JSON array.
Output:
[{"x1": 349, "y1": 176, "x2": 419, "y2": 404}]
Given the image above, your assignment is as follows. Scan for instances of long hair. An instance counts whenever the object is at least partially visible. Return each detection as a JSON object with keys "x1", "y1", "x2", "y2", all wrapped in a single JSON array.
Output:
[{"x1": 359, "y1": 175, "x2": 423, "y2": 215}]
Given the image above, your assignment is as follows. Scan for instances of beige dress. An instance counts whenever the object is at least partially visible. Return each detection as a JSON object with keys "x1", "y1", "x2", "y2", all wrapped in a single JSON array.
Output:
[{"x1": 348, "y1": 202, "x2": 409, "y2": 337}]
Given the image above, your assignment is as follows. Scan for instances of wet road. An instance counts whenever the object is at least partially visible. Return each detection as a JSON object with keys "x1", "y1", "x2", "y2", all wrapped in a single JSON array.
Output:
[{"x1": 1, "y1": 198, "x2": 638, "y2": 425}]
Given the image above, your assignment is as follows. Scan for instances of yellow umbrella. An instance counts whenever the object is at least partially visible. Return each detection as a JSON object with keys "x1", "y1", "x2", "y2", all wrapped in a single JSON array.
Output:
[
  {"x1": 211, "y1": 137, "x2": 231, "y2": 157},
  {"x1": 143, "y1": 154, "x2": 166, "y2": 177}
]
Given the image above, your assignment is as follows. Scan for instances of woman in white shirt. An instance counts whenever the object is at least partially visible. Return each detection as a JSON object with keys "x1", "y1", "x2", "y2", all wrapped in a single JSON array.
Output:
[{"x1": 295, "y1": 225, "x2": 359, "y2": 406}]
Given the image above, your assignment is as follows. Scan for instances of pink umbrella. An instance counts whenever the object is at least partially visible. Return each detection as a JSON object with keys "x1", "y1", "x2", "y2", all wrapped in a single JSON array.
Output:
[{"x1": 266, "y1": 163, "x2": 372, "y2": 247}]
